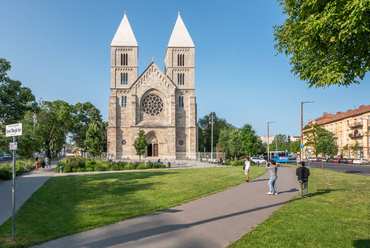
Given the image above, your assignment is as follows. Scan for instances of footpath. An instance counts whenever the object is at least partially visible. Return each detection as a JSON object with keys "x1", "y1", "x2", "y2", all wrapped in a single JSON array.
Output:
[{"x1": 0, "y1": 162, "x2": 299, "y2": 248}]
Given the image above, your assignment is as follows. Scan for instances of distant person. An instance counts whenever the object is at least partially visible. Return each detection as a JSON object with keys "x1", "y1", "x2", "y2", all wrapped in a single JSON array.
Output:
[
  {"x1": 244, "y1": 157, "x2": 251, "y2": 182},
  {"x1": 35, "y1": 157, "x2": 40, "y2": 170},
  {"x1": 296, "y1": 161, "x2": 310, "y2": 198},
  {"x1": 219, "y1": 158, "x2": 223, "y2": 164},
  {"x1": 45, "y1": 156, "x2": 50, "y2": 168},
  {"x1": 41, "y1": 159, "x2": 46, "y2": 170},
  {"x1": 266, "y1": 161, "x2": 278, "y2": 195}
]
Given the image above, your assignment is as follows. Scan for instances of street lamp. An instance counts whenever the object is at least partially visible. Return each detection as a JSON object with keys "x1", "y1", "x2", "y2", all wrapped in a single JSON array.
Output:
[
  {"x1": 210, "y1": 112, "x2": 214, "y2": 161},
  {"x1": 267, "y1": 121, "x2": 275, "y2": 161},
  {"x1": 301, "y1": 101, "x2": 314, "y2": 160}
]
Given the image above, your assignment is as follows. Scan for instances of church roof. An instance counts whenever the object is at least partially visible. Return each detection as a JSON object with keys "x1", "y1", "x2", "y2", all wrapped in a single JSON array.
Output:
[
  {"x1": 111, "y1": 12, "x2": 138, "y2": 47},
  {"x1": 167, "y1": 13, "x2": 194, "y2": 48}
]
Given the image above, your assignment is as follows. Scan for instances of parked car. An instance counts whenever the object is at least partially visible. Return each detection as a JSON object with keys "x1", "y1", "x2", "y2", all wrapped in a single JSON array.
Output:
[
  {"x1": 326, "y1": 158, "x2": 333, "y2": 163},
  {"x1": 251, "y1": 157, "x2": 267, "y2": 164},
  {"x1": 3, "y1": 154, "x2": 11, "y2": 160},
  {"x1": 332, "y1": 158, "x2": 341, "y2": 163},
  {"x1": 307, "y1": 157, "x2": 317, "y2": 162},
  {"x1": 346, "y1": 158, "x2": 354, "y2": 164},
  {"x1": 338, "y1": 158, "x2": 347, "y2": 163},
  {"x1": 353, "y1": 158, "x2": 369, "y2": 165}
]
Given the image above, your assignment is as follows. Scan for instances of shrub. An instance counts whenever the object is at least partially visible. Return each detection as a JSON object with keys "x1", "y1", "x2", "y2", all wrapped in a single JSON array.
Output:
[
  {"x1": 109, "y1": 164, "x2": 120, "y2": 171},
  {"x1": 0, "y1": 169, "x2": 12, "y2": 180},
  {"x1": 94, "y1": 165, "x2": 106, "y2": 171},
  {"x1": 123, "y1": 164, "x2": 135, "y2": 170},
  {"x1": 136, "y1": 163, "x2": 148, "y2": 170}
]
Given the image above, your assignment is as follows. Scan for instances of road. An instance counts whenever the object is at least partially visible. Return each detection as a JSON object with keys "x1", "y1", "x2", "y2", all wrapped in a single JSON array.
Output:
[{"x1": 288, "y1": 160, "x2": 370, "y2": 176}]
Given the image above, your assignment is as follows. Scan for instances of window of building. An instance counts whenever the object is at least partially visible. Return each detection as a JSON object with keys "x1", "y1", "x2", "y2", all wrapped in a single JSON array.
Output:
[
  {"x1": 121, "y1": 73, "x2": 128, "y2": 85},
  {"x1": 121, "y1": 96, "x2": 127, "y2": 107},
  {"x1": 178, "y1": 73, "x2": 184, "y2": 85},
  {"x1": 340, "y1": 131, "x2": 342, "y2": 137},
  {"x1": 340, "y1": 140, "x2": 342, "y2": 145},
  {"x1": 178, "y1": 54, "x2": 184, "y2": 66},
  {"x1": 340, "y1": 122, "x2": 342, "y2": 128},
  {"x1": 121, "y1": 53, "x2": 128, "y2": 66},
  {"x1": 178, "y1": 96, "x2": 184, "y2": 107}
]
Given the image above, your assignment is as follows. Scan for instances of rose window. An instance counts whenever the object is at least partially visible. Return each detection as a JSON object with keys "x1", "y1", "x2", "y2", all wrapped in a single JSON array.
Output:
[{"x1": 142, "y1": 94, "x2": 163, "y2": 116}]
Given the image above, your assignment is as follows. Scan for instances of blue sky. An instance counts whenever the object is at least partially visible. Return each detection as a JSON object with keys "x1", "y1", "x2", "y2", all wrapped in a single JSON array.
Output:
[{"x1": 1, "y1": 0, "x2": 369, "y2": 137}]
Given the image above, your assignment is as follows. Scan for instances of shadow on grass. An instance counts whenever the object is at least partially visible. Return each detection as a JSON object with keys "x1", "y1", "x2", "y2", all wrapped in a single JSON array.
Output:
[
  {"x1": 353, "y1": 239, "x2": 370, "y2": 248},
  {"x1": 309, "y1": 188, "x2": 344, "y2": 197}
]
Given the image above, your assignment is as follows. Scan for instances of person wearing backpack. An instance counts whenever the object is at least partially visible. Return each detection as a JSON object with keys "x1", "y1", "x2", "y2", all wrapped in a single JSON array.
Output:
[
  {"x1": 244, "y1": 157, "x2": 251, "y2": 182},
  {"x1": 296, "y1": 161, "x2": 310, "y2": 198}
]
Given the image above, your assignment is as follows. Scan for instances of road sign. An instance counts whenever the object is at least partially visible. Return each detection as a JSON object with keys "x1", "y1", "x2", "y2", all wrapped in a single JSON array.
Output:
[
  {"x1": 6, "y1": 123, "x2": 22, "y2": 137},
  {"x1": 300, "y1": 144, "x2": 304, "y2": 148},
  {"x1": 9, "y1": 142, "x2": 18, "y2": 151},
  {"x1": 308, "y1": 149, "x2": 312, "y2": 153}
]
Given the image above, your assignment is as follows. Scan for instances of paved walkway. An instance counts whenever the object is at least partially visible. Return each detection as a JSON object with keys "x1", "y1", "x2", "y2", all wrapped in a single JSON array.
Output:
[{"x1": 0, "y1": 162, "x2": 299, "y2": 248}]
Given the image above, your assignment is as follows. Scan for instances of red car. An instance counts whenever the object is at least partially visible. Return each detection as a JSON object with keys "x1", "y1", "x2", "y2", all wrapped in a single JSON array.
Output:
[
  {"x1": 317, "y1": 158, "x2": 322, "y2": 162},
  {"x1": 332, "y1": 158, "x2": 340, "y2": 163}
]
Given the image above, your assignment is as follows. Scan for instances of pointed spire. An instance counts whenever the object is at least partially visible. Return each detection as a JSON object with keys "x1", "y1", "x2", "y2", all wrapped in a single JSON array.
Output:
[
  {"x1": 111, "y1": 12, "x2": 138, "y2": 47},
  {"x1": 167, "y1": 13, "x2": 194, "y2": 47}
]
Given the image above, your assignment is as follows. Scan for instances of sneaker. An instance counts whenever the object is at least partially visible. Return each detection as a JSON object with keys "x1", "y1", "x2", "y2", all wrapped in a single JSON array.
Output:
[
  {"x1": 304, "y1": 195, "x2": 310, "y2": 198},
  {"x1": 267, "y1": 192, "x2": 274, "y2": 195},
  {"x1": 274, "y1": 192, "x2": 278, "y2": 195}
]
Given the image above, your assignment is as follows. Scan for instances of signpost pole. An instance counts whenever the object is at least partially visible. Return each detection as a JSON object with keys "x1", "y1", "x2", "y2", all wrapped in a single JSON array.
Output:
[{"x1": 12, "y1": 136, "x2": 16, "y2": 241}]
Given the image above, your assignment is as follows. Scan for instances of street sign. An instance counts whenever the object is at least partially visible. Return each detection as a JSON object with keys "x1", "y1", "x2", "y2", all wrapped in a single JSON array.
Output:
[
  {"x1": 300, "y1": 144, "x2": 304, "y2": 148},
  {"x1": 308, "y1": 149, "x2": 312, "y2": 153},
  {"x1": 6, "y1": 123, "x2": 22, "y2": 137},
  {"x1": 9, "y1": 142, "x2": 18, "y2": 151}
]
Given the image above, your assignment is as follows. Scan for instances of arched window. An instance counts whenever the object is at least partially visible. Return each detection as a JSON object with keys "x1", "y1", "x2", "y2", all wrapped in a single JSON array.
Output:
[
  {"x1": 178, "y1": 96, "x2": 184, "y2": 107},
  {"x1": 121, "y1": 96, "x2": 127, "y2": 107},
  {"x1": 121, "y1": 73, "x2": 128, "y2": 85},
  {"x1": 121, "y1": 53, "x2": 128, "y2": 66},
  {"x1": 177, "y1": 54, "x2": 184, "y2": 66},
  {"x1": 177, "y1": 73, "x2": 184, "y2": 85}
]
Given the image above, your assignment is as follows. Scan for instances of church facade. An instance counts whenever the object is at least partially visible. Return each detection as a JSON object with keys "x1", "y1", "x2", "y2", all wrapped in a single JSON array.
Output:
[{"x1": 107, "y1": 13, "x2": 197, "y2": 160}]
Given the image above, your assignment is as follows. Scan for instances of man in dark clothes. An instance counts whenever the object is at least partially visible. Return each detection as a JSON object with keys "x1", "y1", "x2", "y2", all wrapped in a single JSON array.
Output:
[{"x1": 296, "y1": 161, "x2": 310, "y2": 198}]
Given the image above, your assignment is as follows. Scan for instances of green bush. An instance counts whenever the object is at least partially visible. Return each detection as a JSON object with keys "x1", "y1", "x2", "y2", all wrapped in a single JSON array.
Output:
[
  {"x1": 109, "y1": 164, "x2": 120, "y2": 171},
  {"x1": 123, "y1": 164, "x2": 135, "y2": 170},
  {"x1": 0, "y1": 169, "x2": 12, "y2": 180},
  {"x1": 136, "y1": 163, "x2": 148, "y2": 170},
  {"x1": 94, "y1": 165, "x2": 106, "y2": 171}
]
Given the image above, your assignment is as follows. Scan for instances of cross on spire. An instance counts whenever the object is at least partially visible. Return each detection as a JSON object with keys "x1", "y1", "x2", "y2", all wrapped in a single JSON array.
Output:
[{"x1": 151, "y1": 56, "x2": 155, "y2": 62}]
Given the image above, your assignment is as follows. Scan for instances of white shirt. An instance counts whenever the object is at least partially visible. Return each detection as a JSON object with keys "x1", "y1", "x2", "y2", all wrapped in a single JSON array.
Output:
[{"x1": 245, "y1": 161, "x2": 250, "y2": 171}]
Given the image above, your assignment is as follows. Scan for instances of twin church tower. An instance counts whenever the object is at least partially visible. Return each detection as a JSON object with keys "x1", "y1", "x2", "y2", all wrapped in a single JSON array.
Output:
[{"x1": 107, "y1": 13, "x2": 198, "y2": 160}]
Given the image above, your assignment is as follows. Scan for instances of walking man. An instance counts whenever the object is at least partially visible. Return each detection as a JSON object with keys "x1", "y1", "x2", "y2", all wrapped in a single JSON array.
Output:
[
  {"x1": 244, "y1": 157, "x2": 251, "y2": 182},
  {"x1": 296, "y1": 161, "x2": 310, "y2": 198}
]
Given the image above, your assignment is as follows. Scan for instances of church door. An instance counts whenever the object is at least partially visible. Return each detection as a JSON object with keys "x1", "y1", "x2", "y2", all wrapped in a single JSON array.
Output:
[
  {"x1": 147, "y1": 144, "x2": 153, "y2": 157},
  {"x1": 153, "y1": 144, "x2": 158, "y2": 157}
]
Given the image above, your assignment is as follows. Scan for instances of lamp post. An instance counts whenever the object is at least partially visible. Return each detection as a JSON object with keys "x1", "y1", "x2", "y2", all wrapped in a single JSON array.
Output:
[
  {"x1": 267, "y1": 121, "x2": 275, "y2": 161},
  {"x1": 210, "y1": 112, "x2": 214, "y2": 161},
  {"x1": 301, "y1": 101, "x2": 314, "y2": 160}
]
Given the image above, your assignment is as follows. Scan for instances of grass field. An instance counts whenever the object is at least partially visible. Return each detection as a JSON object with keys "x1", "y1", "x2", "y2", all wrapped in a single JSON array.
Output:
[
  {"x1": 0, "y1": 166, "x2": 266, "y2": 248},
  {"x1": 228, "y1": 167, "x2": 370, "y2": 248}
]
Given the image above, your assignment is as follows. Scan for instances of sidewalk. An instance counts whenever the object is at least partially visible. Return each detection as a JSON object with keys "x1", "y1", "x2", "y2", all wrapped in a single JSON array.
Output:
[
  {"x1": 35, "y1": 166, "x2": 299, "y2": 248},
  {"x1": 0, "y1": 162, "x2": 56, "y2": 226}
]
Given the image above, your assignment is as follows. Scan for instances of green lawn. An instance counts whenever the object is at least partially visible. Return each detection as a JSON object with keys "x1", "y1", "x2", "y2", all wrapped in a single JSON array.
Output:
[
  {"x1": 0, "y1": 166, "x2": 265, "y2": 248},
  {"x1": 228, "y1": 167, "x2": 370, "y2": 248}
]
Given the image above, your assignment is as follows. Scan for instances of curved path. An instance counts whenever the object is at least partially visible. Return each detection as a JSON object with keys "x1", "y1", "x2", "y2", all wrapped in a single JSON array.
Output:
[{"x1": 34, "y1": 166, "x2": 298, "y2": 248}]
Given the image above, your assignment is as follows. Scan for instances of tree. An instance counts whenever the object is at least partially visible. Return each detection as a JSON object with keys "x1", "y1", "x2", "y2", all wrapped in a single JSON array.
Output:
[
  {"x1": 240, "y1": 124, "x2": 260, "y2": 158},
  {"x1": 352, "y1": 141, "x2": 360, "y2": 158},
  {"x1": 133, "y1": 130, "x2": 149, "y2": 162},
  {"x1": 228, "y1": 128, "x2": 242, "y2": 160},
  {"x1": 290, "y1": 140, "x2": 301, "y2": 153},
  {"x1": 270, "y1": 134, "x2": 288, "y2": 152},
  {"x1": 72, "y1": 102, "x2": 103, "y2": 151},
  {"x1": 198, "y1": 112, "x2": 231, "y2": 152},
  {"x1": 342, "y1": 144, "x2": 349, "y2": 158},
  {"x1": 0, "y1": 58, "x2": 37, "y2": 125},
  {"x1": 274, "y1": 0, "x2": 370, "y2": 88},
  {"x1": 36, "y1": 100, "x2": 74, "y2": 158},
  {"x1": 84, "y1": 122, "x2": 103, "y2": 157}
]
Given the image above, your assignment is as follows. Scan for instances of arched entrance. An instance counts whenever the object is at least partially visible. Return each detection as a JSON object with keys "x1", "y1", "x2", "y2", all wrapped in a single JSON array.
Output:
[{"x1": 146, "y1": 135, "x2": 158, "y2": 157}]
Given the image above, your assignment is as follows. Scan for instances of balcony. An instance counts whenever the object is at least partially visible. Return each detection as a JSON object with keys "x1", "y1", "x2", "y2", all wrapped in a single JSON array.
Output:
[
  {"x1": 349, "y1": 122, "x2": 363, "y2": 128},
  {"x1": 350, "y1": 133, "x2": 363, "y2": 139}
]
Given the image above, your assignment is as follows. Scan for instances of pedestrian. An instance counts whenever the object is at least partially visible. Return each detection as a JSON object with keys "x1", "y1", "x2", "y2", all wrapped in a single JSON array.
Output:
[
  {"x1": 48, "y1": 158, "x2": 52, "y2": 168},
  {"x1": 41, "y1": 159, "x2": 46, "y2": 170},
  {"x1": 45, "y1": 156, "x2": 49, "y2": 168},
  {"x1": 244, "y1": 157, "x2": 251, "y2": 182},
  {"x1": 296, "y1": 161, "x2": 310, "y2": 198},
  {"x1": 266, "y1": 160, "x2": 278, "y2": 195},
  {"x1": 35, "y1": 157, "x2": 40, "y2": 170}
]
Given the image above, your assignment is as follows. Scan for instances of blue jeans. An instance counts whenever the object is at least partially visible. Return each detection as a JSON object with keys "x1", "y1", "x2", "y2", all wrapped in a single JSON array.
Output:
[{"x1": 269, "y1": 176, "x2": 277, "y2": 193}]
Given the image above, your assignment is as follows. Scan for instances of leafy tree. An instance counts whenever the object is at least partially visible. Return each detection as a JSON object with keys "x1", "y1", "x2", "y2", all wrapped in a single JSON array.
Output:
[
  {"x1": 36, "y1": 100, "x2": 74, "y2": 158},
  {"x1": 240, "y1": 124, "x2": 260, "y2": 158},
  {"x1": 15, "y1": 112, "x2": 42, "y2": 158},
  {"x1": 228, "y1": 128, "x2": 242, "y2": 160},
  {"x1": 270, "y1": 134, "x2": 288, "y2": 152},
  {"x1": 133, "y1": 130, "x2": 149, "y2": 162},
  {"x1": 72, "y1": 102, "x2": 103, "y2": 151},
  {"x1": 84, "y1": 122, "x2": 103, "y2": 157},
  {"x1": 290, "y1": 140, "x2": 301, "y2": 153},
  {"x1": 198, "y1": 112, "x2": 231, "y2": 152},
  {"x1": 352, "y1": 141, "x2": 360, "y2": 158},
  {"x1": 274, "y1": 0, "x2": 370, "y2": 88},
  {"x1": 342, "y1": 144, "x2": 349, "y2": 158},
  {"x1": 0, "y1": 58, "x2": 37, "y2": 125}
]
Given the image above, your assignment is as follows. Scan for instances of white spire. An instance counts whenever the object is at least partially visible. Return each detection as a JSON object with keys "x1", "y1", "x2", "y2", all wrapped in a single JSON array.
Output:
[
  {"x1": 111, "y1": 12, "x2": 138, "y2": 47},
  {"x1": 167, "y1": 13, "x2": 194, "y2": 47}
]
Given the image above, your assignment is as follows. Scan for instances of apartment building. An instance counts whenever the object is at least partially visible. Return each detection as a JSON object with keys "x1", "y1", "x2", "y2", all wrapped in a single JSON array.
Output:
[{"x1": 308, "y1": 105, "x2": 370, "y2": 159}]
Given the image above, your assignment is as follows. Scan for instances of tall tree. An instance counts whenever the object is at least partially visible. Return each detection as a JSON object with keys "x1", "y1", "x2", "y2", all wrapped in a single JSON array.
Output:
[
  {"x1": 36, "y1": 100, "x2": 74, "y2": 158},
  {"x1": 290, "y1": 140, "x2": 301, "y2": 153},
  {"x1": 72, "y1": 102, "x2": 103, "y2": 150},
  {"x1": 240, "y1": 124, "x2": 260, "y2": 158},
  {"x1": 274, "y1": 0, "x2": 370, "y2": 88},
  {"x1": 84, "y1": 122, "x2": 103, "y2": 157},
  {"x1": 352, "y1": 141, "x2": 360, "y2": 158},
  {"x1": 133, "y1": 130, "x2": 149, "y2": 163},
  {"x1": 198, "y1": 112, "x2": 231, "y2": 152}
]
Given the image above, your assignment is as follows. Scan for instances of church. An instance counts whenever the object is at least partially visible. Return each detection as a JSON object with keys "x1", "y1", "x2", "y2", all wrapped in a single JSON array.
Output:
[{"x1": 107, "y1": 13, "x2": 198, "y2": 160}]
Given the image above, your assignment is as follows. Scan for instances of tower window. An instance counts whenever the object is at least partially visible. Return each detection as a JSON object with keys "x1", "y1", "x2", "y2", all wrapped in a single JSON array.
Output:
[
  {"x1": 121, "y1": 73, "x2": 128, "y2": 85},
  {"x1": 178, "y1": 73, "x2": 184, "y2": 85},
  {"x1": 121, "y1": 96, "x2": 127, "y2": 107},
  {"x1": 121, "y1": 53, "x2": 128, "y2": 66},
  {"x1": 178, "y1": 96, "x2": 184, "y2": 108},
  {"x1": 178, "y1": 54, "x2": 184, "y2": 66}
]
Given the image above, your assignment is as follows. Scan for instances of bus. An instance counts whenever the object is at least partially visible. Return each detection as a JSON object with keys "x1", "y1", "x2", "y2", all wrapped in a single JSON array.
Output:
[{"x1": 265, "y1": 151, "x2": 289, "y2": 163}]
